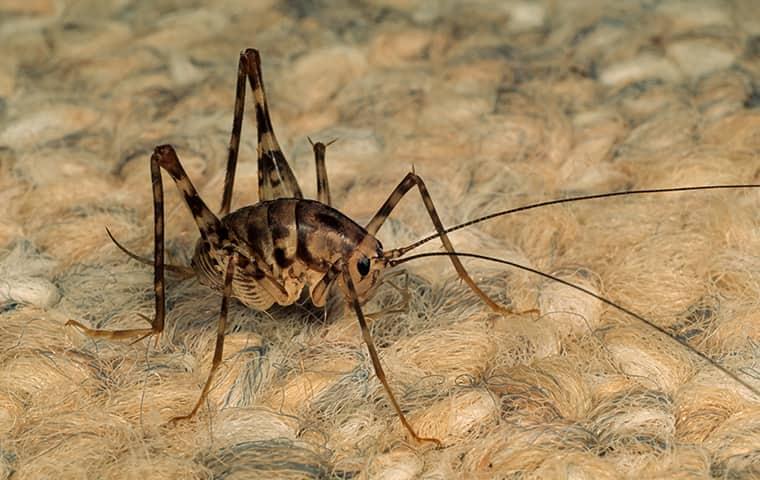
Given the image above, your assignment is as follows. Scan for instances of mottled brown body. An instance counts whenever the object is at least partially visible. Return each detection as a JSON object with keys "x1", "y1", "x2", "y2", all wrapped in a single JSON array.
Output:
[
  {"x1": 66, "y1": 48, "x2": 760, "y2": 448},
  {"x1": 192, "y1": 199, "x2": 382, "y2": 310},
  {"x1": 66, "y1": 48, "x2": 453, "y2": 444}
]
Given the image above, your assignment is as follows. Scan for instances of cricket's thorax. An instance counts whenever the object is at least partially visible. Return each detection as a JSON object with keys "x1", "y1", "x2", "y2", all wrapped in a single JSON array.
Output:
[{"x1": 191, "y1": 198, "x2": 382, "y2": 309}]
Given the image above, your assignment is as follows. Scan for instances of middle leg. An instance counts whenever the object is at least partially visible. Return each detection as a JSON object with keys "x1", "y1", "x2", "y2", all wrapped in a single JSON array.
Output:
[
  {"x1": 66, "y1": 147, "x2": 169, "y2": 342},
  {"x1": 170, "y1": 253, "x2": 238, "y2": 423}
]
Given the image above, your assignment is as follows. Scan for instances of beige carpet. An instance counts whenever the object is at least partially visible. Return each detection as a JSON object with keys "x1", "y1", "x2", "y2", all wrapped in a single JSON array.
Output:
[{"x1": 1, "y1": 0, "x2": 759, "y2": 478}]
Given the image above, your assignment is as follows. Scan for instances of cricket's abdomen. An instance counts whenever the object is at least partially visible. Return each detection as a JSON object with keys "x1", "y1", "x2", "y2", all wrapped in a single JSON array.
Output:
[{"x1": 190, "y1": 198, "x2": 375, "y2": 309}]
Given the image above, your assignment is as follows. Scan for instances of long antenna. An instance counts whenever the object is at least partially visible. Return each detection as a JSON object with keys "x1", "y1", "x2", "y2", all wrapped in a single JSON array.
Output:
[
  {"x1": 390, "y1": 250, "x2": 760, "y2": 400},
  {"x1": 394, "y1": 184, "x2": 760, "y2": 256}
]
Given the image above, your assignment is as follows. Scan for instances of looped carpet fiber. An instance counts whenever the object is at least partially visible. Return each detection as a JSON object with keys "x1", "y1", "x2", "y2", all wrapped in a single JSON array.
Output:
[{"x1": 1, "y1": 0, "x2": 759, "y2": 478}]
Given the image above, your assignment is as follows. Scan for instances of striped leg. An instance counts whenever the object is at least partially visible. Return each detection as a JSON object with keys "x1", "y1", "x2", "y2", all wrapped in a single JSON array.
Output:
[
  {"x1": 156, "y1": 145, "x2": 290, "y2": 304},
  {"x1": 342, "y1": 267, "x2": 441, "y2": 446},
  {"x1": 366, "y1": 172, "x2": 510, "y2": 314},
  {"x1": 66, "y1": 147, "x2": 171, "y2": 342},
  {"x1": 308, "y1": 137, "x2": 335, "y2": 206},
  {"x1": 220, "y1": 48, "x2": 303, "y2": 215},
  {"x1": 153, "y1": 145, "x2": 227, "y2": 247},
  {"x1": 219, "y1": 50, "x2": 247, "y2": 216},
  {"x1": 170, "y1": 254, "x2": 238, "y2": 423}
]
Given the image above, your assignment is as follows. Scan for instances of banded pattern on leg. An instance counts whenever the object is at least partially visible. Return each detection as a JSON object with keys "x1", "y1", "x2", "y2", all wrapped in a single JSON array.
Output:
[
  {"x1": 366, "y1": 172, "x2": 509, "y2": 314},
  {"x1": 219, "y1": 52, "x2": 248, "y2": 216},
  {"x1": 220, "y1": 49, "x2": 303, "y2": 215},
  {"x1": 152, "y1": 145, "x2": 227, "y2": 249},
  {"x1": 246, "y1": 49, "x2": 303, "y2": 202}
]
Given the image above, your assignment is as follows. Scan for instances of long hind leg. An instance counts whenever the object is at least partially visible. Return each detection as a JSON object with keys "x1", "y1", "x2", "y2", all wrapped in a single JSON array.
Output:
[
  {"x1": 220, "y1": 48, "x2": 302, "y2": 215},
  {"x1": 219, "y1": 51, "x2": 248, "y2": 216},
  {"x1": 365, "y1": 172, "x2": 517, "y2": 314}
]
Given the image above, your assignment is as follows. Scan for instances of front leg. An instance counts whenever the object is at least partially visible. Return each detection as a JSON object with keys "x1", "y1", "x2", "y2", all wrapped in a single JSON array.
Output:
[
  {"x1": 365, "y1": 172, "x2": 514, "y2": 314},
  {"x1": 341, "y1": 266, "x2": 441, "y2": 446}
]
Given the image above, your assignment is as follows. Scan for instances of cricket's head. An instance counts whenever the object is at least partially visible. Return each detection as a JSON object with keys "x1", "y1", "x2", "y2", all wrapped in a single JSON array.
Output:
[{"x1": 340, "y1": 235, "x2": 387, "y2": 303}]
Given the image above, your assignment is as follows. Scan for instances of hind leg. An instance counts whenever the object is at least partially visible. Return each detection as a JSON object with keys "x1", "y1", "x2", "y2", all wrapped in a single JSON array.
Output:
[{"x1": 220, "y1": 48, "x2": 303, "y2": 215}]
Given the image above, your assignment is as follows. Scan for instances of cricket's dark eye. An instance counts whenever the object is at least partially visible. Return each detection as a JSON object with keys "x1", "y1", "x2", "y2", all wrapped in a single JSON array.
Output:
[{"x1": 357, "y1": 256, "x2": 371, "y2": 277}]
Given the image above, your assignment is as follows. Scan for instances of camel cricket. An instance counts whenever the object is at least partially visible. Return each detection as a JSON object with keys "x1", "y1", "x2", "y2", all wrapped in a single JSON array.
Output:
[{"x1": 67, "y1": 48, "x2": 760, "y2": 446}]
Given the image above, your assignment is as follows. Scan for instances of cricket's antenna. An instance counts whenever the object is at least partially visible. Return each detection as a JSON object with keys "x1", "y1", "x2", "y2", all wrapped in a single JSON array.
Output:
[
  {"x1": 397, "y1": 185, "x2": 760, "y2": 256},
  {"x1": 105, "y1": 227, "x2": 195, "y2": 277},
  {"x1": 391, "y1": 250, "x2": 760, "y2": 401}
]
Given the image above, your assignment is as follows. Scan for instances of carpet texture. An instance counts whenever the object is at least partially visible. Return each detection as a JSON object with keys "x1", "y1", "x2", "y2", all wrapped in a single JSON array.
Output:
[{"x1": 1, "y1": 0, "x2": 759, "y2": 478}]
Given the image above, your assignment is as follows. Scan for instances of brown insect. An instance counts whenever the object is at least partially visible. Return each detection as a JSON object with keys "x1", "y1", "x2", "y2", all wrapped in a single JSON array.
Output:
[{"x1": 66, "y1": 48, "x2": 760, "y2": 445}]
